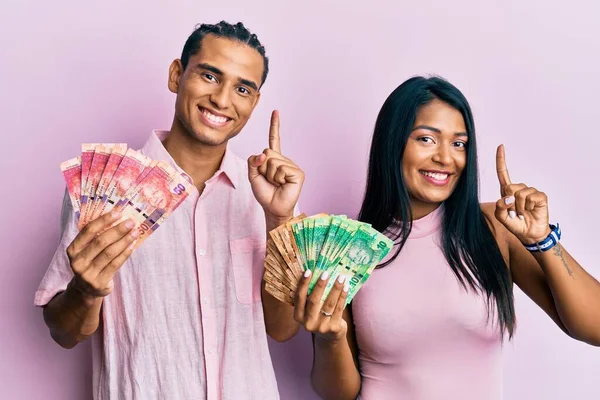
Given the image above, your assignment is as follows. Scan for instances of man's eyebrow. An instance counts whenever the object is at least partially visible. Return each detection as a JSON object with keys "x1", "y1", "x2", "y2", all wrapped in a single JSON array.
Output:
[
  {"x1": 239, "y1": 78, "x2": 258, "y2": 91},
  {"x1": 196, "y1": 63, "x2": 222, "y2": 76}
]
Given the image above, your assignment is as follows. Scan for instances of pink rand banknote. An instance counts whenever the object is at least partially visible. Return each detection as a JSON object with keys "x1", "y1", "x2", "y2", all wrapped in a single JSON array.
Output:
[
  {"x1": 115, "y1": 159, "x2": 160, "y2": 210},
  {"x1": 109, "y1": 162, "x2": 193, "y2": 245},
  {"x1": 113, "y1": 161, "x2": 178, "y2": 216},
  {"x1": 81, "y1": 143, "x2": 127, "y2": 227},
  {"x1": 60, "y1": 144, "x2": 193, "y2": 248},
  {"x1": 94, "y1": 148, "x2": 151, "y2": 220},
  {"x1": 79, "y1": 143, "x2": 101, "y2": 228},
  {"x1": 60, "y1": 156, "x2": 82, "y2": 220},
  {"x1": 88, "y1": 143, "x2": 128, "y2": 221},
  {"x1": 133, "y1": 171, "x2": 194, "y2": 248}
]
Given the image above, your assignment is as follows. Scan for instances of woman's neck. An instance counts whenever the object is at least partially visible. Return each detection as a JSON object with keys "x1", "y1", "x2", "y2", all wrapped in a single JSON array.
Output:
[{"x1": 410, "y1": 200, "x2": 442, "y2": 220}]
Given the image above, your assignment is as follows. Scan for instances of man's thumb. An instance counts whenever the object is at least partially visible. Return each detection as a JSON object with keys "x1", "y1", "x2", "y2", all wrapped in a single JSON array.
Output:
[{"x1": 248, "y1": 154, "x2": 266, "y2": 180}]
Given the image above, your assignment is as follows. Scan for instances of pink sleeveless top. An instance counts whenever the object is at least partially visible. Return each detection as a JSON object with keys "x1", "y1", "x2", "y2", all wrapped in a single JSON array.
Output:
[{"x1": 352, "y1": 206, "x2": 503, "y2": 400}]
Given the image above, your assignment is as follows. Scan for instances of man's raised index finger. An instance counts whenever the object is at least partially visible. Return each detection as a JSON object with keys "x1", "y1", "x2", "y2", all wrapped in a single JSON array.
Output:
[
  {"x1": 496, "y1": 144, "x2": 512, "y2": 188},
  {"x1": 269, "y1": 110, "x2": 281, "y2": 153}
]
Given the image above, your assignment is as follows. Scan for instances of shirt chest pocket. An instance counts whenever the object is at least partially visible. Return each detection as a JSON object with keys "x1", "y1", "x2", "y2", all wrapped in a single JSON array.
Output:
[{"x1": 229, "y1": 237, "x2": 266, "y2": 304}]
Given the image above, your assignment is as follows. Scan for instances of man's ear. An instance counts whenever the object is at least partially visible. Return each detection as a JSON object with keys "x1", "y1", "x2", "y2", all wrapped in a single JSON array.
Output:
[{"x1": 168, "y1": 59, "x2": 184, "y2": 94}]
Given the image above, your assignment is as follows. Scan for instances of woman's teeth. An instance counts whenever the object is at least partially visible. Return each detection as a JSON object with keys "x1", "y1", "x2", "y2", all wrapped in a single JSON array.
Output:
[{"x1": 420, "y1": 171, "x2": 449, "y2": 180}]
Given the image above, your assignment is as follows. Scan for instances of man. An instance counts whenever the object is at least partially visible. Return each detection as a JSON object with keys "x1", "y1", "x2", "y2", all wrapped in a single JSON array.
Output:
[{"x1": 35, "y1": 21, "x2": 303, "y2": 399}]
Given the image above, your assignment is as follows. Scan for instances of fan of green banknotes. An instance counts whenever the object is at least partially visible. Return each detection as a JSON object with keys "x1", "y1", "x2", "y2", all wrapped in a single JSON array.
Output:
[
  {"x1": 60, "y1": 143, "x2": 193, "y2": 248},
  {"x1": 264, "y1": 214, "x2": 394, "y2": 305}
]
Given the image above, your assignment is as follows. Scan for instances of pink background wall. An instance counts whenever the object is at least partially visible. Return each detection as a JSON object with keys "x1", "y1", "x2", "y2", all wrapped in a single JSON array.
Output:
[{"x1": 1, "y1": 0, "x2": 599, "y2": 398}]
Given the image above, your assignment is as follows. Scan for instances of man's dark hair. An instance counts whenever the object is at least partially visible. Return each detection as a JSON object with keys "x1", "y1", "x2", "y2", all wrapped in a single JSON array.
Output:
[{"x1": 180, "y1": 21, "x2": 269, "y2": 87}]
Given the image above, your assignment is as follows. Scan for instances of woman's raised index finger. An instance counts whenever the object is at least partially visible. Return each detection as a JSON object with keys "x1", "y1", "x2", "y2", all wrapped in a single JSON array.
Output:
[{"x1": 496, "y1": 144, "x2": 512, "y2": 188}]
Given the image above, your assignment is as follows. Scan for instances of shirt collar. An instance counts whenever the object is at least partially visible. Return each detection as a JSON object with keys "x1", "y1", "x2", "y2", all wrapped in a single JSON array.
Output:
[{"x1": 140, "y1": 130, "x2": 239, "y2": 189}]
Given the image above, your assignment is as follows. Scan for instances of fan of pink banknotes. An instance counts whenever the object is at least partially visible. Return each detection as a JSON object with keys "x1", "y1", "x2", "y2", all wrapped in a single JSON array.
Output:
[{"x1": 60, "y1": 143, "x2": 194, "y2": 248}]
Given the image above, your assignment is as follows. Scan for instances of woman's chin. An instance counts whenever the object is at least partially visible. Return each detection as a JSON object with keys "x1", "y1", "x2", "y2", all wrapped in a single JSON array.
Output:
[{"x1": 414, "y1": 192, "x2": 451, "y2": 205}]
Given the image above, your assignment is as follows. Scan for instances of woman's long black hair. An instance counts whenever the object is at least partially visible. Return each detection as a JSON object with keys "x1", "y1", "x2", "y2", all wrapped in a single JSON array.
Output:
[{"x1": 358, "y1": 76, "x2": 515, "y2": 338}]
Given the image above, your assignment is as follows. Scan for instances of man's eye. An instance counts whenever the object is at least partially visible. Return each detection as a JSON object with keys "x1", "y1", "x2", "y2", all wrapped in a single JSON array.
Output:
[{"x1": 203, "y1": 74, "x2": 216, "y2": 82}]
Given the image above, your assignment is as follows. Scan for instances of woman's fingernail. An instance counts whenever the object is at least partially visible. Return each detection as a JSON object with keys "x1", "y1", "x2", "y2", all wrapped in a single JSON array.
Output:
[
  {"x1": 111, "y1": 211, "x2": 121, "y2": 219},
  {"x1": 505, "y1": 196, "x2": 515, "y2": 205},
  {"x1": 518, "y1": 214, "x2": 525, "y2": 220},
  {"x1": 509, "y1": 211, "x2": 516, "y2": 219},
  {"x1": 320, "y1": 271, "x2": 330, "y2": 281},
  {"x1": 343, "y1": 283, "x2": 349, "y2": 292},
  {"x1": 125, "y1": 219, "x2": 135, "y2": 229},
  {"x1": 337, "y1": 275, "x2": 346, "y2": 284},
  {"x1": 304, "y1": 269, "x2": 312, "y2": 278},
  {"x1": 130, "y1": 229, "x2": 139, "y2": 238}
]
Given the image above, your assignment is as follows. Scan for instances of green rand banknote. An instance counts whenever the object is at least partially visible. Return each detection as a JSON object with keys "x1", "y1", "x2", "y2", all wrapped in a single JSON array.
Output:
[{"x1": 320, "y1": 224, "x2": 394, "y2": 304}]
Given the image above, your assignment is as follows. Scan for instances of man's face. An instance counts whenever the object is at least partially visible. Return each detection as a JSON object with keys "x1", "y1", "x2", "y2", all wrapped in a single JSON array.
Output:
[{"x1": 169, "y1": 34, "x2": 264, "y2": 147}]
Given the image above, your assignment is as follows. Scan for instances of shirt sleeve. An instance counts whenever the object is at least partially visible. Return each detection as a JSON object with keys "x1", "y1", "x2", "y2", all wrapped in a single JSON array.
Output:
[{"x1": 34, "y1": 189, "x2": 78, "y2": 307}]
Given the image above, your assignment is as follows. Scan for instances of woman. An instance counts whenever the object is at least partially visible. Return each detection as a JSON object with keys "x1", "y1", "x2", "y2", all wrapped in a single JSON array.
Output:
[{"x1": 292, "y1": 76, "x2": 600, "y2": 399}]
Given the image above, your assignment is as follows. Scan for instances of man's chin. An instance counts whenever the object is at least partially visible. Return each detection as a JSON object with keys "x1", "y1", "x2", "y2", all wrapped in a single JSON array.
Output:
[
  {"x1": 198, "y1": 137, "x2": 228, "y2": 147},
  {"x1": 190, "y1": 130, "x2": 231, "y2": 147}
]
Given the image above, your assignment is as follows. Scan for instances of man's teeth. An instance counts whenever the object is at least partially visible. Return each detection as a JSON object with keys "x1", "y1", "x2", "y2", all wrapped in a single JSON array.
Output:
[
  {"x1": 421, "y1": 171, "x2": 449, "y2": 180},
  {"x1": 202, "y1": 109, "x2": 229, "y2": 124}
]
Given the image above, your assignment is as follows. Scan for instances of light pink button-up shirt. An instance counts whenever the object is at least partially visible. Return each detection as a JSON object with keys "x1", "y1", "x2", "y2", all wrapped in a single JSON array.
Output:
[{"x1": 35, "y1": 130, "x2": 280, "y2": 400}]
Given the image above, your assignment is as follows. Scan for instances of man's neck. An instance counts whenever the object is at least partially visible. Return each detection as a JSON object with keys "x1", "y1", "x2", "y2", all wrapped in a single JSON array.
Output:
[{"x1": 162, "y1": 124, "x2": 227, "y2": 193}]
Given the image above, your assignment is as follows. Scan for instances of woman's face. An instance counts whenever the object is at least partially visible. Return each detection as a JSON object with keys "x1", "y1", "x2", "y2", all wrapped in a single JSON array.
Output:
[{"x1": 402, "y1": 99, "x2": 468, "y2": 218}]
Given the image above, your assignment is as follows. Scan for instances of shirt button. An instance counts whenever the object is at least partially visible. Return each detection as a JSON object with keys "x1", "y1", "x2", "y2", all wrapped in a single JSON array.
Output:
[
  {"x1": 199, "y1": 249, "x2": 206, "y2": 256},
  {"x1": 207, "y1": 349, "x2": 214, "y2": 355},
  {"x1": 202, "y1": 297, "x2": 209, "y2": 304}
]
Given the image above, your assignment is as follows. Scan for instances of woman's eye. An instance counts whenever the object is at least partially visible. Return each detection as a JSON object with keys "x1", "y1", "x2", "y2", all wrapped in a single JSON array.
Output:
[
  {"x1": 418, "y1": 137, "x2": 435, "y2": 144},
  {"x1": 453, "y1": 141, "x2": 467, "y2": 148}
]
